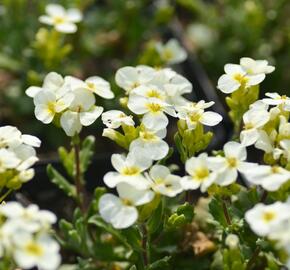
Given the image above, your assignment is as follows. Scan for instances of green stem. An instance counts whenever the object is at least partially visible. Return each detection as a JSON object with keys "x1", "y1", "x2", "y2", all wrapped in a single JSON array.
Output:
[
  {"x1": 0, "y1": 189, "x2": 12, "y2": 203},
  {"x1": 246, "y1": 246, "x2": 261, "y2": 270},
  {"x1": 142, "y1": 223, "x2": 149, "y2": 267},
  {"x1": 222, "y1": 199, "x2": 232, "y2": 226},
  {"x1": 73, "y1": 135, "x2": 85, "y2": 213}
]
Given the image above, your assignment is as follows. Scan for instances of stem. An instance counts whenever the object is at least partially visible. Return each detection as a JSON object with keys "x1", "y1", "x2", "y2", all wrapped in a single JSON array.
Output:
[
  {"x1": 222, "y1": 199, "x2": 232, "y2": 225},
  {"x1": 0, "y1": 189, "x2": 12, "y2": 203},
  {"x1": 246, "y1": 246, "x2": 261, "y2": 270},
  {"x1": 260, "y1": 190, "x2": 268, "y2": 203},
  {"x1": 73, "y1": 136, "x2": 86, "y2": 213},
  {"x1": 142, "y1": 224, "x2": 149, "y2": 267}
]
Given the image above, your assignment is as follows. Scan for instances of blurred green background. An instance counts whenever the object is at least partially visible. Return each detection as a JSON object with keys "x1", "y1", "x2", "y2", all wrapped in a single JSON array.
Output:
[{"x1": 0, "y1": 0, "x2": 289, "y2": 153}]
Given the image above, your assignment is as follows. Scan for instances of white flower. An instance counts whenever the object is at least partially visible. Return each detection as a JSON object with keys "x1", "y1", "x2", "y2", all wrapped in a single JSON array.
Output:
[
  {"x1": 0, "y1": 148, "x2": 20, "y2": 173},
  {"x1": 115, "y1": 65, "x2": 156, "y2": 93},
  {"x1": 208, "y1": 141, "x2": 255, "y2": 186},
  {"x1": 243, "y1": 165, "x2": 290, "y2": 191},
  {"x1": 60, "y1": 89, "x2": 103, "y2": 136},
  {"x1": 39, "y1": 4, "x2": 82, "y2": 33},
  {"x1": 240, "y1": 57, "x2": 275, "y2": 75},
  {"x1": 263, "y1": 92, "x2": 290, "y2": 111},
  {"x1": 128, "y1": 95, "x2": 176, "y2": 130},
  {"x1": 217, "y1": 64, "x2": 265, "y2": 94},
  {"x1": 33, "y1": 89, "x2": 73, "y2": 124},
  {"x1": 103, "y1": 151, "x2": 152, "y2": 189},
  {"x1": 26, "y1": 72, "x2": 70, "y2": 99},
  {"x1": 245, "y1": 202, "x2": 290, "y2": 236},
  {"x1": 182, "y1": 153, "x2": 216, "y2": 192},
  {"x1": 131, "y1": 84, "x2": 166, "y2": 101},
  {"x1": 99, "y1": 182, "x2": 154, "y2": 229},
  {"x1": 176, "y1": 101, "x2": 222, "y2": 130},
  {"x1": 147, "y1": 165, "x2": 183, "y2": 197},
  {"x1": 129, "y1": 126, "x2": 169, "y2": 161},
  {"x1": 240, "y1": 108, "x2": 270, "y2": 146},
  {"x1": 13, "y1": 233, "x2": 61, "y2": 270},
  {"x1": 225, "y1": 234, "x2": 239, "y2": 249},
  {"x1": 102, "y1": 110, "x2": 134, "y2": 129},
  {"x1": 155, "y1": 39, "x2": 187, "y2": 65},
  {"x1": 65, "y1": 76, "x2": 114, "y2": 99},
  {"x1": 280, "y1": 140, "x2": 290, "y2": 161}
]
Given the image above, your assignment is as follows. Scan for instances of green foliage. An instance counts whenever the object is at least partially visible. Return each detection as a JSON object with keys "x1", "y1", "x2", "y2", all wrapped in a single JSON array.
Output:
[
  {"x1": 146, "y1": 256, "x2": 171, "y2": 269},
  {"x1": 166, "y1": 202, "x2": 194, "y2": 229},
  {"x1": 47, "y1": 164, "x2": 77, "y2": 198}
]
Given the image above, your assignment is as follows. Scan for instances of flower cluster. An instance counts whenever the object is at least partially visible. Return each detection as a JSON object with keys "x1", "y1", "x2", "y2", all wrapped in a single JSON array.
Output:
[
  {"x1": 99, "y1": 65, "x2": 224, "y2": 228},
  {"x1": 0, "y1": 202, "x2": 60, "y2": 270},
  {"x1": 39, "y1": 4, "x2": 82, "y2": 34},
  {"x1": 246, "y1": 200, "x2": 290, "y2": 268},
  {"x1": 0, "y1": 125, "x2": 40, "y2": 190},
  {"x1": 217, "y1": 57, "x2": 275, "y2": 94},
  {"x1": 26, "y1": 72, "x2": 114, "y2": 137}
]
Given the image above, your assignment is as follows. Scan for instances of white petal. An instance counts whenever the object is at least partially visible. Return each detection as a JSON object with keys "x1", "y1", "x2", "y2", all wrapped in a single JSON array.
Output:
[
  {"x1": 46, "y1": 4, "x2": 65, "y2": 17},
  {"x1": 215, "y1": 168, "x2": 238, "y2": 186},
  {"x1": 110, "y1": 205, "x2": 138, "y2": 229},
  {"x1": 200, "y1": 111, "x2": 222, "y2": 126},
  {"x1": 99, "y1": 194, "x2": 123, "y2": 223},
  {"x1": 224, "y1": 141, "x2": 247, "y2": 160},
  {"x1": 85, "y1": 76, "x2": 114, "y2": 99},
  {"x1": 142, "y1": 112, "x2": 168, "y2": 130},
  {"x1": 55, "y1": 22, "x2": 77, "y2": 33},
  {"x1": 247, "y1": 74, "x2": 265, "y2": 86},
  {"x1": 35, "y1": 105, "x2": 54, "y2": 124},
  {"x1": 149, "y1": 165, "x2": 170, "y2": 180},
  {"x1": 217, "y1": 74, "x2": 240, "y2": 94},
  {"x1": 127, "y1": 95, "x2": 148, "y2": 114},
  {"x1": 25, "y1": 86, "x2": 42, "y2": 98},
  {"x1": 240, "y1": 129, "x2": 260, "y2": 146},
  {"x1": 39, "y1": 15, "x2": 54, "y2": 25},
  {"x1": 60, "y1": 111, "x2": 82, "y2": 136},
  {"x1": 79, "y1": 106, "x2": 103, "y2": 126},
  {"x1": 224, "y1": 64, "x2": 245, "y2": 75},
  {"x1": 21, "y1": 135, "x2": 41, "y2": 147},
  {"x1": 66, "y1": 8, "x2": 83, "y2": 22}
]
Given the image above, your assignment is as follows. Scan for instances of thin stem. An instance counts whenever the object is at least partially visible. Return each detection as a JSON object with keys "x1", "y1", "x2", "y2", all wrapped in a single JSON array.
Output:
[
  {"x1": 246, "y1": 246, "x2": 261, "y2": 270},
  {"x1": 260, "y1": 190, "x2": 268, "y2": 203},
  {"x1": 0, "y1": 189, "x2": 12, "y2": 203},
  {"x1": 222, "y1": 199, "x2": 232, "y2": 225},
  {"x1": 142, "y1": 224, "x2": 149, "y2": 267},
  {"x1": 73, "y1": 136, "x2": 85, "y2": 213}
]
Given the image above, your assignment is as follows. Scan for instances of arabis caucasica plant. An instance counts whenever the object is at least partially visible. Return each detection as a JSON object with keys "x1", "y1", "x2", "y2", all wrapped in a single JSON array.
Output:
[{"x1": 1, "y1": 52, "x2": 289, "y2": 269}]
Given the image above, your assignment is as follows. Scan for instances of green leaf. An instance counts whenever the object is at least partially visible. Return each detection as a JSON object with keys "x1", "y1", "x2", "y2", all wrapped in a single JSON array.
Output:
[
  {"x1": 47, "y1": 164, "x2": 76, "y2": 198},
  {"x1": 88, "y1": 215, "x2": 131, "y2": 249},
  {"x1": 121, "y1": 225, "x2": 142, "y2": 252},
  {"x1": 176, "y1": 202, "x2": 194, "y2": 223},
  {"x1": 166, "y1": 202, "x2": 194, "y2": 229},
  {"x1": 147, "y1": 198, "x2": 164, "y2": 234},
  {"x1": 87, "y1": 187, "x2": 107, "y2": 217},
  {"x1": 208, "y1": 197, "x2": 228, "y2": 228},
  {"x1": 129, "y1": 266, "x2": 137, "y2": 270},
  {"x1": 58, "y1": 146, "x2": 74, "y2": 178},
  {"x1": 146, "y1": 256, "x2": 171, "y2": 269},
  {"x1": 80, "y1": 136, "x2": 95, "y2": 174}
]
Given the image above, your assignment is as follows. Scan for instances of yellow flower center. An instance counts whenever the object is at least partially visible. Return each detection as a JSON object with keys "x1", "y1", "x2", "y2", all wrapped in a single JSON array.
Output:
[
  {"x1": 194, "y1": 167, "x2": 209, "y2": 181},
  {"x1": 25, "y1": 242, "x2": 44, "y2": 256},
  {"x1": 122, "y1": 199, "x2": 133, "y2": 206},
  {"x1": 227, "y1": 157, "x2": 237, "y2": 168},
  {"x1": 244, "y1": 123, "x2": 254, "y2": 130},
  {"x1": 47, "y1": 101, "x2": 56, "y2": 114},
  {"x1": 121, "y1": 166, "x2": 140, "y2": 176},
  {"x1": 147, "y1": 89, "x2": 162, "y2": 99},
  {"x1": 262, "y1": 211, "x2": 276, "y2": 223},
  {"x1": 140, "y1": 131, "x2": 157, "y2": 141},
  {"x1": 281, "y1": 95, "x2": 287, "y2": 100},
  {"x1": 53, "y1": 16, "x2": 65, "y2": 24},
  {"x1": 86, "y1": 82, "x2": 95, "y2": 90},
  {"x1": 146, "y1": 103, "x2": 162, "y2": 113},
  {"x1": 271, "y1": 166, "x2": 280, "y2": 174},
  {"x1": 233, "y1": 73, "x2": 249, "y2": 85},
  {"x1": 163, "y1": 49, "x2": 173, "y2": 60},
  {"x1": 189, "y1": 111, "x2": 201, "y2": 123}
]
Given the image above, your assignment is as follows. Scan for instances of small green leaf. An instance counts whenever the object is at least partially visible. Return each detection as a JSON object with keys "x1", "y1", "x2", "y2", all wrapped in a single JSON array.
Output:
[
  {"x1": 147, "y1": 198, "x2": 164, "y2": 234},
  {"x1": 58, "y1": 146, "x2": 74, "y2": 177},
  {"x1": 47, "y1": 164, "x2": 77, "y2": 198},
  {"x1": 208, "y1": 197, "x2": 228, "y2": 228},
  {"x1": 80, "y1": 136, "x2": 95, "y2": 174},
  {"x1": 146, "y1": 256, "x2": 171, "y2": 269}
]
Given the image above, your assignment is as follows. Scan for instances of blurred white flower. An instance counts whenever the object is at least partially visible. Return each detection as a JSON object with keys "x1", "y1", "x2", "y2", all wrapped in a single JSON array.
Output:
[
  {"x1": 129, "y1": 126, "x2": 169, "y2": 161},
  {"x1": 39, "y1": 4, "x2": 82, "y2": 33},
  {"x1": 115, "y1": 66, "x2": 156, "y2": 93},
  {"x1": 240, "y1": 57, "x2": 275, "y2": 75},
  {"x1": 102, "y1": 110, "x2": 134, "y2": 129},
  {"x1": 208, "y1": 141, "x2": 255, "y2": 186},
  {"x1": 99, "y1": 182, "x2": 154, "y2": 229},
  {"x1": 225, "y1": 234, "x2": 239, "y2": 249},
  {"x1": 103, "y1": 151, "x2": 152, "y2": 189},
  {"x1": 280, "y1": 140, "x2": 290, "y2": 161},
  {"x1": 155, "y1": 39, "x2": 187, "y2": 65},
  {"x1": 13, "y1": 233, "x2": 61, "y2": 270},
  {"x1": 217, "y1": 64, "x2": 265, "y2": 94},
  {"x1": 240, "y1": 108, "x2": 270, "y2": 146},
  {"x1": 243, "y1": 165, "x2": 290, "y2": 191},
  {"x1": 245, "y1": 202, "x2": 290, "y2": 236},
  {"x1": 60, "y1": 89, "x2": 103, "y2": 136},
  {"x1": 147, "y1": 165, "x2": 183, "y2": 197},
  {"x1": 176, "y1": 101, "x2": 222, "y2": 130},
  {"x1": 0, "y1": 148, "x2": 20, "y2": 173},
  {"x1": 182, "y1": 153, "x2": 216, "y2": 192},
  {"x1": 128, "y1": 95, "x2": 176, "y2": 130}
]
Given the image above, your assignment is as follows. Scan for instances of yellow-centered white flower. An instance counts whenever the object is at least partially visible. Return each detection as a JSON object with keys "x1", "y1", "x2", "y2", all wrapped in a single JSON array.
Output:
[
  {"x1": 103, "y1": 151, "x2": 152, "y2": 189},
  {"x1": 99, "y1": 182, "x2": 154, "y2": 229},
  {"x1": 263, "y1": 92, "x2": 290, "y2": 111},
  {"x1": 182, "y1": 153, "x2": 216, "y2": 192},
  {"x1": 245, "y1": 202, "x2": 290, "y2": 236},
  {"x1": 240, "y1": 57, "x2": 275, "y2": 75},
  {"x1": 102, "y1": 110, "x2": 134, "y2": 129},
  {"x1": 155, "y1": 39, "x2": 187, "y2": 65},
  {"x1": 39, "y1": 4, "x2": 82, "y2": 33}
]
